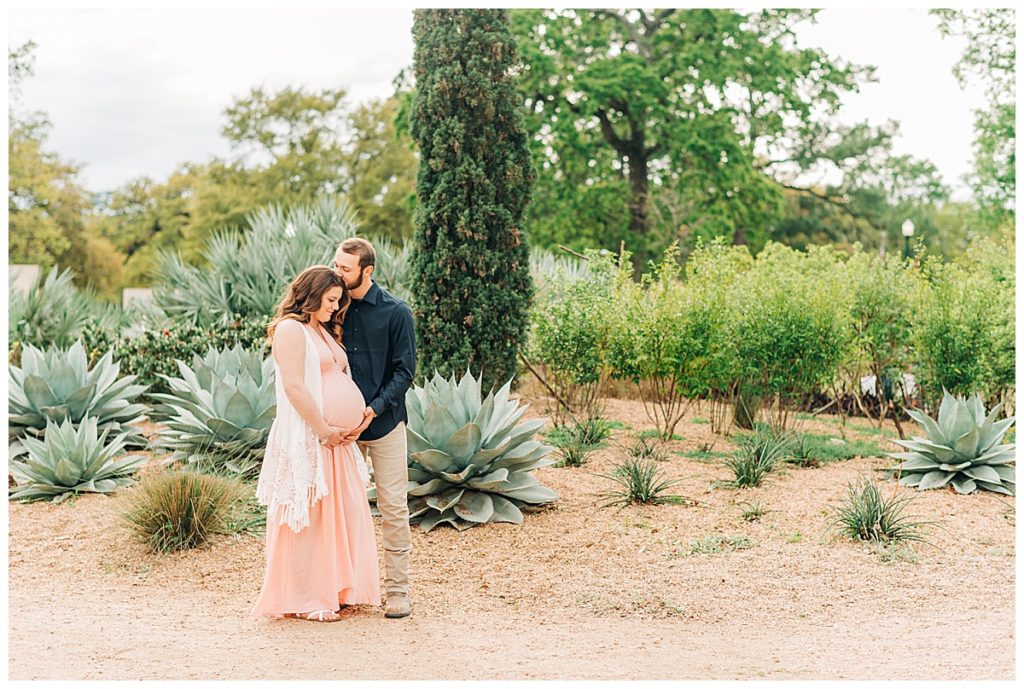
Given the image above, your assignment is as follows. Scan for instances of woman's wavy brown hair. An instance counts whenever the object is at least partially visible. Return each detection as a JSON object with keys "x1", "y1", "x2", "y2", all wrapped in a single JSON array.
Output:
[{"x1": 267, "y1": 266, "x2": 349, "y2": 343}]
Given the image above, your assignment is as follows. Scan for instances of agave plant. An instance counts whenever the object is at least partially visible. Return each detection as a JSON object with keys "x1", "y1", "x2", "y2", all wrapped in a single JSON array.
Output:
[
  {"x1": 151, "y1": 344, "x2": 276, "y2": 477},
  {"x1": 8, "y1": 341, "x2": 149, "y2": 457},
  {"x1": 9, "y1": 416, "x2": 147, "y2": 503},
  {"x1": 381, "y1": 370, "x2": 559, "y2": 532},
  {"x1": 888, "y1": 390, "x2": 1015, "y2": 495},
  {"x1": 154, "y1": 197, "x2": 357, "y2": 327}
]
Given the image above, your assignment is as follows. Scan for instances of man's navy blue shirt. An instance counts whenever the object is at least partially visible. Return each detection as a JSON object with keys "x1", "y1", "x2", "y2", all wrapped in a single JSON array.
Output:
[{"x1": 341, "y1": 282, "x2": 417, "y2": 441}]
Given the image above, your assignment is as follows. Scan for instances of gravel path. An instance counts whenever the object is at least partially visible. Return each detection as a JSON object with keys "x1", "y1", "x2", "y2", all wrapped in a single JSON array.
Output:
[{"x1": 7, "y1": 398, "x2": 1016, "y2": 680}]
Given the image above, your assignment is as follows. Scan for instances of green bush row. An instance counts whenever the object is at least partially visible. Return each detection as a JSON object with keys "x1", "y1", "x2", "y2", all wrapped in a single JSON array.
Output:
[
  {"x1": 80, "y1": 317, "x2": 269, "y2": 395},
  {"x1": 528, "y1": 233, "x2": 1015, "y2": 438}
]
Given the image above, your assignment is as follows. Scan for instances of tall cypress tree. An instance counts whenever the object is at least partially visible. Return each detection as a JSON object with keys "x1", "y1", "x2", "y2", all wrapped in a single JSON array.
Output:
[{"x1": 409, "y1": 9, "x2": 534, "y2": 391}]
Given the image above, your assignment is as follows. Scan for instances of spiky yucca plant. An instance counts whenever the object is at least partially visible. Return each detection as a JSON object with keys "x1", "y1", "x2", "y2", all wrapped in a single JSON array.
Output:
[
  {"x1": 382, "y1": 370, "x2": 559, "y2": 532},
  {"x1": 373, "y1": 237, "x2": 414, "y2": 305},
  {"x1": 151, "y1": 345, "x2": 275, "y2": 477},
  {"x1": 9, "y1": 417, "x2": 147, "y2": 503},
  {"x1": 8, "y1": 340, "x2": 149, "y2": 457},
  {"x1": 889, "y1": 390, "x2": 1015, "y2": 495},
  {"x1": 153, "y1": 198, "x2": 357, "y2": 327}
]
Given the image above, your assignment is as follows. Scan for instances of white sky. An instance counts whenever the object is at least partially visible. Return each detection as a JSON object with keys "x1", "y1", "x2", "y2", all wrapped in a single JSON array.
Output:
[{"x1": 8, "y1": 6, "x2": 988, "y2": 200}]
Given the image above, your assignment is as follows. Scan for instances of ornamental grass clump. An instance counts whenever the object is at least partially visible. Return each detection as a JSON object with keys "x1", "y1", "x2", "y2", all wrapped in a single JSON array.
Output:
[
  {"x1": 572, "y1": 412, "x2": 614, "y2": 447},
  {"x1": 723, "y1": 428, "x2": 791, "y2": 488},
  {"x1": 828, "y1": 477, "x2": 932, "y2": 545},
  {"x1": 597, "y1": 457, "x2": 686, "y2": 508},
  {"x1": 888, "y1": 390, "x2": 1015, "y2": 495},
  {"x1": 555, "y1": 438, "x2": 592, "y2": 468},
  {"x1": 124, "y1": 470, "x2": 248, "y2": 552},
  {"x1": 626, "y1": 435, "x2": 668, "y2": 462}
]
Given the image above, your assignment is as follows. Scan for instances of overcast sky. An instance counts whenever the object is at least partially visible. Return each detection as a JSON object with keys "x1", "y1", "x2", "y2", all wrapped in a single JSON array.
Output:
[{"x1": 8, "y1": 7, "x2": 986, "y2": 200}]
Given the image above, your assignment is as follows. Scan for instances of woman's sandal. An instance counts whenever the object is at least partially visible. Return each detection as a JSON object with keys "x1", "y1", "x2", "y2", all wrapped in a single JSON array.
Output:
[{"x1": 285, "y1": 608, "x2": 346, "y2": 623}]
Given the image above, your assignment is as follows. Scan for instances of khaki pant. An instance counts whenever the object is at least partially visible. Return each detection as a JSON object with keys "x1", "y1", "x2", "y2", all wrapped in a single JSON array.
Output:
[{"x1": 358, "y1": 422, "x2": 411, "y2": 597}]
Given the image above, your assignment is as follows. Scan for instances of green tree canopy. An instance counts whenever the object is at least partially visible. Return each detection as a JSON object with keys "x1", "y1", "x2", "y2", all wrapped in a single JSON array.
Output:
[
  {"x1": 97, "y1": 88, "x2": 417, "y2": 285},
  {"x1": 510, "y1": 9, "x2": 952, "y2": 267},
  {"x1": 932, "y1": 8, "x2": 1015, "y2": 229},
  {"x1": 8, "y1": 41, "x2": 124, "y2": 295},
  {"x1": 511, "y1": 10, "x2": 866, "y2": 254}
]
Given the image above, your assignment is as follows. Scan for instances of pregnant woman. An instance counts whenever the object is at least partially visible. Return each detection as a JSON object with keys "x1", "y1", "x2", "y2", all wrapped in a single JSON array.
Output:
[{"x1": 253, "y1": 265, "x2": 381, "y2": 622}]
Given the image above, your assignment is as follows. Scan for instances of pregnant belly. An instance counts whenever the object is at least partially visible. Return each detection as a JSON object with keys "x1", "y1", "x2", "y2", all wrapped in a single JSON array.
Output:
[{"x1": 322, "y1": 372, "x2": 366, "y2": 430}]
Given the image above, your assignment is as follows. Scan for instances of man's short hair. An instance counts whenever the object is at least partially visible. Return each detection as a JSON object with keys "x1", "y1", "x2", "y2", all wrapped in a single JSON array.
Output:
[{"x1": 338, "y1": 237, "x2": 376, "y2": 269}]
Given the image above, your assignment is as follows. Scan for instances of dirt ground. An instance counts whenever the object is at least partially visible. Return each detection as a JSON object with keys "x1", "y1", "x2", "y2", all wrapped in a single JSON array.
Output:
[{"x1": 7, "y1": 395, "x2": 1016, "y2": 680}]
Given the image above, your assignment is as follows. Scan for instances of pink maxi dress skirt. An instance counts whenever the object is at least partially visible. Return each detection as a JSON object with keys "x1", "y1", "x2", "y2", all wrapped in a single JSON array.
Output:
[{"x1": 252, "y1": 331, "x2": 381, "y2": 617}]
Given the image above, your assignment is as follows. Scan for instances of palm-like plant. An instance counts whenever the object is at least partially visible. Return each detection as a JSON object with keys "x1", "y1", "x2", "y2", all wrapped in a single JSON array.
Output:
[
  {"x1": 9, "y1": 416, "x2": 147, "y2": 503},
  {"x1": 8, "y1": 267, "x2": 132, "y2": 349},
  {"x1": 8, "y1": 341, "x2": 149, "y2": 457},
  {"x1": 374, "y1": 237, "x2": 414, "y2": 304},
  {"x1": 153, "y1": 198, "x2": 358, "y2": 326},
  {"x1": 529, "y1": 248, "x2": 586, "y2": 303},
  {"x1": 385, "y1": 370, "x2": 559, "y2": 532},
  {"x1": 888, "y1": 390, "x2": 1015, "y2": 495},
  {"x1": 151, "y1": 345, "x2": 276, "y2": 477}
]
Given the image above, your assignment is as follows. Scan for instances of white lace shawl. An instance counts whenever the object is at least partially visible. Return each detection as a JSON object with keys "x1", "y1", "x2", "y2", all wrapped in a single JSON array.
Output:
[{"x1": 255, "y1": 323, "x2": 369, "y2": 533}]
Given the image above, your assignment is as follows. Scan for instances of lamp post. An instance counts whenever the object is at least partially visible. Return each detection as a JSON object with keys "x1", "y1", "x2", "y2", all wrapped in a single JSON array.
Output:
[{"x1": 901, "y1": 219, "x2": 915, "y2": 260}]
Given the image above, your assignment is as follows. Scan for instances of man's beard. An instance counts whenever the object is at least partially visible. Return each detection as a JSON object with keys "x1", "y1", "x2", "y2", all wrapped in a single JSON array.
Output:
[{"x1": 346, "y1": 269, "x2": 365, "y2": 292}]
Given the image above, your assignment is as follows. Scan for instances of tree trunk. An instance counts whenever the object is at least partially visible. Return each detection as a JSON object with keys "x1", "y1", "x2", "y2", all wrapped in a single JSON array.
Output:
[{"x1": 627, "y1": 148, "x2": 650, "y2": 237}]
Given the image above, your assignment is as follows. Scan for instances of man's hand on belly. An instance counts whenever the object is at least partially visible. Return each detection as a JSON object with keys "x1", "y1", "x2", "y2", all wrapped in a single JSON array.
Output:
[{"x1": 341, "y1": 406, "x2": 376, "y2": 443}]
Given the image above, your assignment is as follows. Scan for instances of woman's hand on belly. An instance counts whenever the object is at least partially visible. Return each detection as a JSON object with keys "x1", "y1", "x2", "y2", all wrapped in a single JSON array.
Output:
[{"x1": 323, "y1": 426, "x2": 350, "y2": 447}]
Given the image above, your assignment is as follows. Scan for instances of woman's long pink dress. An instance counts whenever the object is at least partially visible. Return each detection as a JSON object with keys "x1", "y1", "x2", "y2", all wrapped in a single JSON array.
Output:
[{"x1": 252, "y1": 324, "x2": 381, "y2": 617}]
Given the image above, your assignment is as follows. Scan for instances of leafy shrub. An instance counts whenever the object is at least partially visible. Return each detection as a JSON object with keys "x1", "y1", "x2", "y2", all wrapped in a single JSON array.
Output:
[
  {"x1": 529, "y1": 250, "x2": 628, "y2": 423},
  {"x1": 730, "y1": 243, "x2": 853, "y2": 431},
  {"x1": 911, "y1": 232, "x2": 1015, "y2": 410},
  {"x1": 110, "y1": 317, "x2": 269, "y2": 395},
  {"x1": 677, "y1": 239, "x2": 751, "y2": 434},
  {"x1": 124, "y1": 470, "x2": 248, "y2": 552},
  {"x1": 840, "y1": 248, "x2": 919, "y2": 413},
  {"x1": 610, "y1": 244, "x2": 706, "y2": 440}
]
